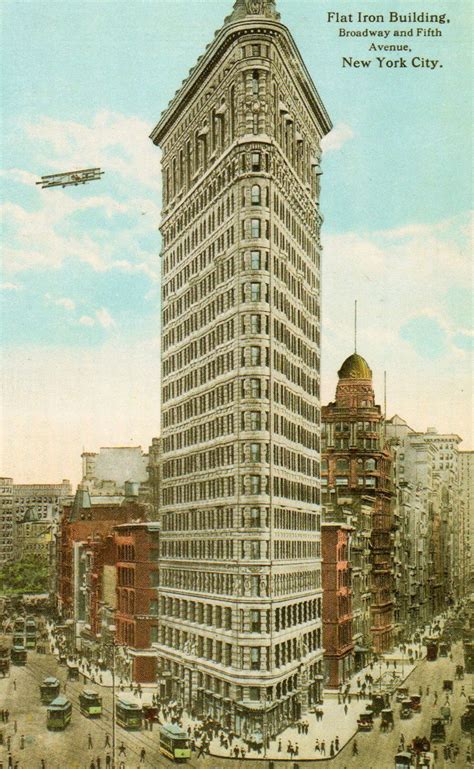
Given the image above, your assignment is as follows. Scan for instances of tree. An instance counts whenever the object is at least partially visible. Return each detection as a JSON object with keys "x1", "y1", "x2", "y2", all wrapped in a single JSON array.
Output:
[{"x1": 0, "y1": 555, "x2": 49, "y2": 596}]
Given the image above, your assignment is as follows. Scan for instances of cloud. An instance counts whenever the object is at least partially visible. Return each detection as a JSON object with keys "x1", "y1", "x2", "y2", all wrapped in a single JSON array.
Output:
[
  {"x1": 96, "y1": 307, "x2": 115, "y2": 329},
  {"x1": 45, "y1": 294, "x2": 76, "y2": 311},
  {"x1": 1, "y1": 281, "x2": 23, "y2": 291},
  {"x1": 79, "y1": 315, "x2": 95, "y2": 327},
  {"x1": 321, "y1": 122, "x2": 354, "y2": 153},
  {"x1": 1, "y1": 168, "x2": 39, "y2": 186}
]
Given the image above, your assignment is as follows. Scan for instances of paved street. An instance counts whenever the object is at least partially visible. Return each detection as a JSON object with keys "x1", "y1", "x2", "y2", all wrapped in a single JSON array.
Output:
[{"x1": 0, "y1": 638, "x2": 472, "y2": 769}]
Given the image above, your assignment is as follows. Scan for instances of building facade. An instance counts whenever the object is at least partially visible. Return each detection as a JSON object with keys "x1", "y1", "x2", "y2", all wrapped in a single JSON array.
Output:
[
  {"x1": 459, "y1": 451, "x2": 474, "y2": 591},
  {"x1": 322, "y1": 353, "x2": 394, "y2": 654},
  {"x1": 115, "y1": 522, "x2": 161, "y2": 683},
  {"x1": 0, "y1": 478, "x2": 14, "y2": 566},
  {"x1": 150, "y1": 0, "x2": 331, "y2": 735},
  {"x1": 321, "y1": 515, "x2": 354, "y2": 688}
]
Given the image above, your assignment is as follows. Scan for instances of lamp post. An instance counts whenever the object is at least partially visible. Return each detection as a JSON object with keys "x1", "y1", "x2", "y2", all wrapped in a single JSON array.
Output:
[{"x1": 108, "y1": 625, "x2": 117, "y2": 769}]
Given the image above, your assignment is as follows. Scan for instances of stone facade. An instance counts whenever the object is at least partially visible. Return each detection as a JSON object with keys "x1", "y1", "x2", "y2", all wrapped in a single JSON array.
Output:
[
  {"x1": 322, "y1": 353, "x2": 394, "y2": 654},
  {"x1": 0, "y1": 478, "x2": 14, "y2": 566},
  {"x1": 150, "y1": 0, "x2": 331, "y2": 734},
  {"x1": 459, "y1": 451, "x2": 474, "y2": 591}
]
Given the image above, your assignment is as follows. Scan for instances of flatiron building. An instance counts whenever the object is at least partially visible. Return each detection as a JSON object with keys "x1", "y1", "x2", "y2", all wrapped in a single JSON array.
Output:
[{"x1": 150, "y1": 0, "x2": 332, "y2": 734}]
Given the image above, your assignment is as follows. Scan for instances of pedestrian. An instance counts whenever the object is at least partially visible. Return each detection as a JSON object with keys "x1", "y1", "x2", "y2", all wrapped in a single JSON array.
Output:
[
  {"x1": 314, "y1": 739, "x2": 320, "y2": 754},
  {"x1": 96, "y1": 758, "x2": 101, "y2": 769},
  {"x1": 89, "y1": 762, "x2": 96, "y2": 769},
  {"x1": 20, "y1": 735, "x2": 25, "y2": 749},
  {"x1": 277, "y1": 740, "x2": 282, "y2": 752},
  {"x1": 105, "y1": 756, "x2": 111, "y2": 769},
  {"x1": 320, "y1": 740, "x2": 326, "y2": 756},
  {"x1": 295, "y1": 743, "x2": 299, "y2": 756},
  {"x1": 352, "y1": 740, "x2": 359, "y2": 756},
  {"x1": 330, "y1": 741, "x2": 335, "y2": 758},
  {"x1": 335, "y1": 736, "x2": 340, "y2": 752},
  {"x1": 41, "y1": 761, "x2": 46, "y2": 769},
  {"x1": 140, "y1": 748, "x2": 146, "y2": 763},
  {"x1": 13, "y1": 680, "x2": 16, "y2": 691},
  {"x1": 88, "y1": 733, "x2": 93, "y2": 749},
  {"x1": 344, "y1": 703, "x2": 348, "y2": 715},
  {"x1": 104, "y1": 734, "x2": 110, "y2": 748}
]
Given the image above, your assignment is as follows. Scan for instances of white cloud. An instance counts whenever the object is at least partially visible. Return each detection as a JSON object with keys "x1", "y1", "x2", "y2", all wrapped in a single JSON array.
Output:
[
  {"x1": 79, "y1": 315, "x2": 95, "y2": 326},
  {"x1": 1, "y1": 168, "x2": 38, "y2": 186},
  {"x1": 321, "y1": 122, "x2": 354, "y2": 153},
  {"x1": 96, "y1": 307, "x2": 116, "y2": 329},
  {"x1": 1, "y1": 281, "x2": 22, "y2": 291}
]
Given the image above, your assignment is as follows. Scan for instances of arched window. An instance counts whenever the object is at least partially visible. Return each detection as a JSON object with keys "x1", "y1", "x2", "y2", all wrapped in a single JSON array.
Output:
[
  {"x1": 336, "y1": 458, "x2": 349, "y2": 473},
  {"x1": 251, "y1": 185, "x2": 261, "y2": 205},
  {"x1": 365, "y1": 458, "x2": 376, "y2": 472}
]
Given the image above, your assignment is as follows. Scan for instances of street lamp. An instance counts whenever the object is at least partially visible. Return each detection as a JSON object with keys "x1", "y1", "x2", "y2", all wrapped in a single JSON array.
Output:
[{"x1": 107, "y1": 625, "x2": 117, "y2": 769}]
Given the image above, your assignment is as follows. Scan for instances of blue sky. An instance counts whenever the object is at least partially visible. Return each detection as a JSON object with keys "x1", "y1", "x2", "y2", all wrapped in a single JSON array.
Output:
[{"x1": 1, "y1": 0, "x2": 472, "y2": 483}]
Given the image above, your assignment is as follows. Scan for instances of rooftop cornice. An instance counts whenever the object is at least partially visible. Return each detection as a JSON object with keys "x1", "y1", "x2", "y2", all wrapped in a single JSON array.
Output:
[{"x1": 150, "y1": 17, "x2": 331, "y2": 146}]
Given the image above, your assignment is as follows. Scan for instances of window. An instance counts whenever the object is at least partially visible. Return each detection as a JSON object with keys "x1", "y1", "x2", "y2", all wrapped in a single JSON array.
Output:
[
  {"x1": 251, "y1": 153, "x2": 261, "y2": 171},
  {"x1": 251, "y1": 219, "x2": 261, "y2": 238},
  {"x1": 250, "y1": 379, "x2": 261, "y2": 398},
  {"x1": 150, "y1": 626, "x2": 159, "y2": 643},
  {"x1": 250, "y1": 412, "x2": 261, "y2": 430},
  {"x1": 149, "y1": 599, "x2": 159, "y2": 615},
  {"x1": 335, "y1": 477, "x2": 349, "y2": 486},
  {"x1": 249, "y1": 541, "x2": 261, "y2": 560},
  {"x1": 150, "y1": 570, "x2": 159, "y2": 586},
  {"x1": 365, "y1": 477, "x2": 376, "y2": 487},
  {"x1": 250, "y1": 443, "x2": 261, "y2": 462},
  {"x1": 336, "y1": 458, "x2": 349, "y2": 473},
  {"x1": 250, "y1": 475, "x2": 260, "y2": 494},
  {"x1": 252, "y1": 44, "x2": 261, "y2": 57},
  {"x1": 250, "y1": 507, "x2": 261, "y2": 526},
  {"x1": 365, "y1": 459, "x2": 376, "y2": 472},
  {"x1": 250, "y1": 346, "x2": 261, "y2": 366},
  {"x1": 250, "y1": 314, "x2": 261, "y2": 333},
  {"x1": 251, "y1": 185, "x2": 261, "y2": 205},
  {"x1": 250, "y1": 250, "x2": 261, "y2": 269},
  {"x1": 252, "y1": 71, "x2": 259, "y2": 95},
  {"x1": 250, "y1": 282, "x2": 261, "y2": 301},
  {"x1": 321, "y1": 459, "x2": 328, "y2": 472},
  {"x1": 250, "y1": 647, "x2": 261, "y2": 670},
  {"x1": 250, "y1": 610, "x2": 261, "y2": 631}
]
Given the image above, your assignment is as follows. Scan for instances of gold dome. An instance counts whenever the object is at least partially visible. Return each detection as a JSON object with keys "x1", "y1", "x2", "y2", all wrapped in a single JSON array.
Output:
[{"x1": 338, "y1": 353, "x2": 372, "y2": 380}]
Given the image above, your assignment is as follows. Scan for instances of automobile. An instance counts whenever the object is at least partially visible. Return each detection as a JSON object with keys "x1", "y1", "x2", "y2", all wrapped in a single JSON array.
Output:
[
  {"x1": 418, "y1": 753, "x2": 435, "y2": 768},
  {"x1": 380, "y1": 708, "x2": 394, "y2": 731},
  {"x1": 455, "y1": 664, "x2": 464, "y2": 679},
  {"x1": 371, "y1": 693, "x2": 386, "y2": 714},
  {"x1": 394, "y1": 752, "x2": 412, "y2": 769},
  {"x1": 400, "y1": 699, "x2": 413, "y2": 719},
  {"x1": 442, "y1": 679, "x2": 453, "y2": 693},
  {"x1": 430, "y1": 717, "x2": 446, "y2": 742},
  {"x1": 357, "y1": 711, "x2": 374, "y2": 731},
  {"x1": 438, "y1": 642, "x2": 449, "y2": 657},
  {"x1": 410, "y1": 693, "x2": 422, "y2": 711},
  {"x1": 396, "y1": 686, "x2": 410, "y2": 703}
]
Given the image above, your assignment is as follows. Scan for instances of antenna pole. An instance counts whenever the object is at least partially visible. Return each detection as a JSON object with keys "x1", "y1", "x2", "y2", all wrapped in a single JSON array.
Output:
[{"x1": 354, "y1": 300, "x2": 358, "y2": 353}]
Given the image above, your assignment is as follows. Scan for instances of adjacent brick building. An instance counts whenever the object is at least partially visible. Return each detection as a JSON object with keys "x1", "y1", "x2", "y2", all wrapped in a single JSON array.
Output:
[
  {"x1": 115, "y1": 522, "x2": 160, "y2": 683},
  {"x1": 322, "y1": 353, "x2": 394, "y2": 654},
  {"x1": 321, "y1": 515, "x2": 354, "y2": 688}
]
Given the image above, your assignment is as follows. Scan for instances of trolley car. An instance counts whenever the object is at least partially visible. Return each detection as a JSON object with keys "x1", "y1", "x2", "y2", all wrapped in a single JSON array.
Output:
[
  {"x1": 40, "y1": 677, "x2": 60, "y2": 704},
  {"x1": 159, "y1": 723, "x2": 191, "y2": 762},
  {"x1": 11, "y1": 645, "x2": 27, "y2": 666},
  {"x1": 116, "y1": 695, "x2": 142, "y2": 730},
  {"x1": 46, "y1": 696, "x2": 72, "y2": 730},
  {"x1": 79, "y1": 688, "x2": 102, "y2": 718}
]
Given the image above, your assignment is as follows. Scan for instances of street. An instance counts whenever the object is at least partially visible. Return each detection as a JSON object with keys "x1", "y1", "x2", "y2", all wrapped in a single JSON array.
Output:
[{"x1": 0, "y1": 640, "x2": 471, "y2": 769}]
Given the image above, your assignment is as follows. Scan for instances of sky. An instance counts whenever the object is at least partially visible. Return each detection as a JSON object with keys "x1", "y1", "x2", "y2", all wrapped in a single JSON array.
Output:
[{"x1": 1, "y1": 0, "x2": 472, "y2": 485}]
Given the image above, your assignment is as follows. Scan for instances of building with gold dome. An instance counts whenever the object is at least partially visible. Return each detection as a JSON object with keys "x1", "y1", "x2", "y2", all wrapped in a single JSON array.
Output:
[{"x1": 321, "y1": 353, "x2": 394, "y2": 655}]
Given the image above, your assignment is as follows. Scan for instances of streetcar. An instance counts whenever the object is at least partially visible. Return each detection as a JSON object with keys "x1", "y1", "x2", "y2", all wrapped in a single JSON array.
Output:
[
  {"x1": 40, "y1": 676, "x2": 60, "y2": 704},
  {"x1": 67, "y1": 661, "x2": 79, "y2": 680},
  {"x1": 464, "y1": 641, "x2": 474, "y2": 674},
  {"x1": 25, "y1": 617, "x2": 37, "y2": 648},
  {"x1": 10, "y1": 645, "x2": 27, "y2": 665},
  {"x1": 0, "y1": 642, "x2": 10, "y2": 676},
  {"x1": 79, "y1": 688, "x2": 102, "y2": 718},
  {"x1": 46, "y1": 696, "x2": 72, "y2": 730},
  {"x1": 116, "y1": 695, "x2": 142, "y2": 730},
  {"x1": 159, "y1": 723, "x2": 191, "y2": 762},
  {"x1": 13, "y1": 617, "x2": 25, "y2": 633}
]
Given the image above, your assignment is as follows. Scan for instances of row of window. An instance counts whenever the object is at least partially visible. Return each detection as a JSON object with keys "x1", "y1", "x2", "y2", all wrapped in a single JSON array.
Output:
[
  {"x1": 162, "y1": 444, "x2": 235, "y2": 479},
  {"x1": 273, "y1": 380, "x2": 319, "y2": 423},
  {"x1": 273, "y1": 317, "x2": 318, "y2": 370},
  {"x1": 159, "y1": 567, "x2": 320, "y2": 597},
  {"x1": 273, "y1": 445, "x2": 318, "y2": 478},
  {"x1": 162, "y1": 506, "x2": 320, "y2": 534}
]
